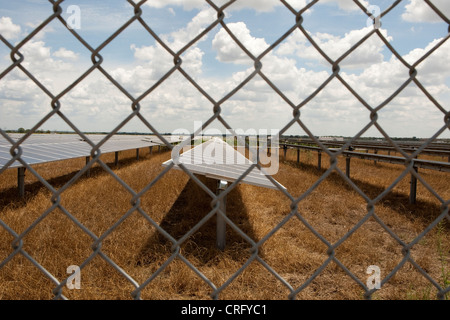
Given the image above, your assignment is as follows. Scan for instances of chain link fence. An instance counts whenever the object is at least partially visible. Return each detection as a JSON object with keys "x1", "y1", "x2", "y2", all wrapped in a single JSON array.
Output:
[{"x1": 0, "y1": 0, "x2": 449, "y2": 300}]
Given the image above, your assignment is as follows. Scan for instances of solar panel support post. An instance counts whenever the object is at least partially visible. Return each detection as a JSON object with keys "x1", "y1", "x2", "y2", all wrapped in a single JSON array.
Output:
[
  {"x1": 85, "y1": 157, "x2": 90, "y2": 177},
  {"x1": 318, "y1": 150, "x2": 322, "y2": 170},
  {"x1": 115, "y1": 152, "x2": 119, "y2": 166},
  {"x1": 149, "y1": 146, "x2": 153, "y2": 155},
  {"x1": 346, "y1": 156, "x2": 351, "y2": 178},
  {"x1": 297, "y1": 148, "x2": 300, "y2": 163},
  {"x1": 18, "y1": 167, "x2": 26, "y2": 197},
  {"x1": 216, "y1": 180, "x2": 228, "y2": 251},
  {"x1": 136, "y1": 148, "x2": 139, "y2": 160},
  {"x1": 409, "y1": 166, "x2": 418, "y2": 205},
  {"x1": 257, "y1": 146, "x2": 260, "y2": 163}
]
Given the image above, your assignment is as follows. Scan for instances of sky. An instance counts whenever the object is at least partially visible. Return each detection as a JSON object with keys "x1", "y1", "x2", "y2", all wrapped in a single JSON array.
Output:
[{"x1": 0, "y1": 0, "x2": 449, "y2": 139}]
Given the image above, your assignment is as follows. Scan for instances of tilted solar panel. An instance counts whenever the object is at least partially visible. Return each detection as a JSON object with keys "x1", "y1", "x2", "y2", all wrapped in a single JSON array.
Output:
[
  {"x1": 162, "y1": 137, "x2": 285, "y2": 190},
  {"x1": 0, "y1": 134, "x2": 162, "y2": 170}
]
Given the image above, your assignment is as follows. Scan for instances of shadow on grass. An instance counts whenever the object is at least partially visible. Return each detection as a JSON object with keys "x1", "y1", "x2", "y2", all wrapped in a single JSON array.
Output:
[
  {"x1": 0, "y1": 150, "x2": 162, "y2": 209},
  {"x1": 136, "y1": 175, "x2": 258, "y2": 267},
  {"x1": 283, "y1": 159, "x2": 449, "y2": 229}
]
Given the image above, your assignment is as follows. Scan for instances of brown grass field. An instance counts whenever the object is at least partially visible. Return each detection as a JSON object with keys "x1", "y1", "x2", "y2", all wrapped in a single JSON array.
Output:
[{"x1": 0, "y1": 145, "x2": 449, "y2": 300}]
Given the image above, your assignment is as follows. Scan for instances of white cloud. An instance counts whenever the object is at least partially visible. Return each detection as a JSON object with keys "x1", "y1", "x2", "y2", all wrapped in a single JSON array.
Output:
[
  {"x1": 212, "y1": 22, "x2": 270, "y2": 64},
  {"x1": 163, "y1": 7, "x2": 217, "y2": 52},
  {"x1": 144, "y1": 0, "x2": 206, "y2": 10},
  {"x1": 145, "y1": 0, "x2": 309, "y2": 13},
  {"x1": 320, "y1": 0, "x2": 369, "y2": 11},
  {"x1": 53, "y1": 48, "x2": 79, "y2": 60},
  {"x1": 402, "y1": 0, "x2": 450, "y2": 23},
  {"x1": 402, "y1": 37, "x2": 450, "y2": 84},
  {"x1": 277, "y1": 27, "x2": 392, "y2": 69},
  {"x1": 20, "y1": 40, "x2": 78, "y2": 75},
  {"x1": 122, "y1": 8, "x2": 215, "y2": 95},
  {"x1": 1, "y1": 4, "x2": 449, "y2": 138},
  {"x1": 221, "y1": 0, "x2": 304, "y2": 12},
  {"x1": 0, "y1": 16, "x2": 21, "y2": 40}
]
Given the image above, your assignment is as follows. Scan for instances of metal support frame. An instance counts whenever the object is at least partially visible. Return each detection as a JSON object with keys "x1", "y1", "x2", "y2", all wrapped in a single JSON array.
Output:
[
  {"x1": 136, "y1": 148, "x2": 140, "y2": 160},
  {"x1": 216, "y1": 179, "x2": 228, "y2": 251},
  {"x1": 410, "y1": 166, "x2": 418, "y2": 205},
  {"x1": 18, "y1": 167, "x2": 26, "y2": 197},
  {"x1": 114, "y1": 151, "x2": 119, "y2": 166}
]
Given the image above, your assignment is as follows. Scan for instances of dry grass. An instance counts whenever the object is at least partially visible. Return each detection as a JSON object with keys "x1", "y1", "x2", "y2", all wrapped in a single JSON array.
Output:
[{"x1": 0, "y1": 146, "x2": 449, "y2": 300}]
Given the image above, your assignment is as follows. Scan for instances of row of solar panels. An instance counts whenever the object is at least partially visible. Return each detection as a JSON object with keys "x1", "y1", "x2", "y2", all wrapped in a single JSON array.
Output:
[{"x1": 0, "y1": 134, "x2": 188, "y2": 170}]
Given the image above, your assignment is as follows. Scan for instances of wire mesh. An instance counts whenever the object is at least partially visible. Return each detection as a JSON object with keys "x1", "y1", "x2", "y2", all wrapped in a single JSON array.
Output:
[{"x1": 0, "y1": 0, "x2": 449, "y2": 300}]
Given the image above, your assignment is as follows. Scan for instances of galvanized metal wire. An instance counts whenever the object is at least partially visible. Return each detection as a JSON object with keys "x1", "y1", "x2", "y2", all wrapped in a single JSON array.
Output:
[{"x1": 0, "y1": 0, "x2": 449, "y2": 300}]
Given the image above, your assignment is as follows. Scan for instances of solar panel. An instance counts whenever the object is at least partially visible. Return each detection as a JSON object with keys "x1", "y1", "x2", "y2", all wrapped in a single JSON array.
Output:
[
  {"x1": 163, "y1": 137, "x2": 285, "y2": 190},
  {"x1": 163, "y1": 137, "x2": 284, "y2": 250},
  {"x1": 142, "y1": 135, "x2": 187, "y2": 145},
  {"x1": 0, "y1": 133, "x2": 161, "y2": 169}
]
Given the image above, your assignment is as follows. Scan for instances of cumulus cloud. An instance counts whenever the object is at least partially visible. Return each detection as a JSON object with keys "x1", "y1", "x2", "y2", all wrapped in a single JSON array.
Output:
[
  {"x1": 144, "y1": 0, "x2": 205, "y2": 11},
  {"x1": 212, "y1": 22, "x2": 269, "y2": 63},
  {"x1": 0, "y1": 16, "x2": 21, "y2": 40},
  {"x1": 277, "y1": 26, "x2": 392, "y2": 69},
  {"x1": 320, "y1": 0, "x2": 370, "y2": 11},
  {"x1": 402, "y1": 37, "x2": 450, "y2": 85},
  {"x1": 19, "y1": 40, "x2": 81, "y2": 89},
  {"x1": 144, "y1": 0, "x2": 309, "y2": 12},
  {"x1": 1, "y1": 3, "x2": 449, "y2": 137},
  {"x1": 53, "y1": 48, "x2": 79, "y2": 60},
  {"x1": 402, "y1": 0, "x2": 450, "y2": 23},
  {"x1": 118, "y1": 8, "x2": 216, "y2": 96},
  {"x1": 143, "y1": 0, "x2": 366, "y2": 13}
]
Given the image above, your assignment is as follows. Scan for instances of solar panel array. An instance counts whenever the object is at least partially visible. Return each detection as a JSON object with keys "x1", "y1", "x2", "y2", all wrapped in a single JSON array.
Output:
[
  {"x1": 0, "y1": 133, "x2": 182, "y2": 170},
  {"x1": 163, "y1": 137, "x2": 285, "y2": 190}
]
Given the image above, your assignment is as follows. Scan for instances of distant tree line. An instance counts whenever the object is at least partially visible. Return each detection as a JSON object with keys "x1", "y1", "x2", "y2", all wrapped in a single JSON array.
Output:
[{"x1": 5, "y1": 128, "x2": 52, "y2": 134}]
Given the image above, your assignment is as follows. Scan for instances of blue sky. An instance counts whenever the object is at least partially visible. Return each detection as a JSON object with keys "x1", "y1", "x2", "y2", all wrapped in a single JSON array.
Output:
[{"x1": 0, "y1": 0, "x2": 449, "y2": 139}]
